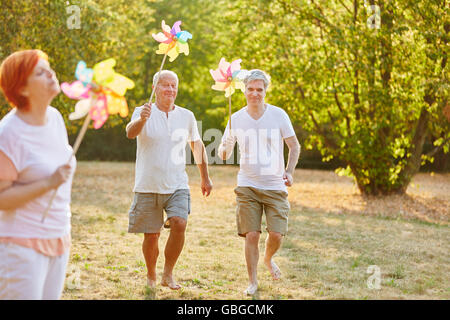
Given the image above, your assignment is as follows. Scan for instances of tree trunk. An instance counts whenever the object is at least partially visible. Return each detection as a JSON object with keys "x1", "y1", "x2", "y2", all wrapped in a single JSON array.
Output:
[{"x1": 398, "y1": 106, "x2": 430, "y2": 192}]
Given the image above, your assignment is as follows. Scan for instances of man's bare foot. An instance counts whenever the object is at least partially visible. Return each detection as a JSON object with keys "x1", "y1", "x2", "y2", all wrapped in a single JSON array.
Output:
[
  {"x1": 147, "y1": 275, "x2": 157, "y2": 288},
  {"x1": 265, "y1": 259, "x2": 281, "y2": 280},
  {"x1": 244, "y1": 282, "x2": 258, "y2": 295},
  {"x1": 161, "y1": 275, "x2": 182, "y2": 290}
]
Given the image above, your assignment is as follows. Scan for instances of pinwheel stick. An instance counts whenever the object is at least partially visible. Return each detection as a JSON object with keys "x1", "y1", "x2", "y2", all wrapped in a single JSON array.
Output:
[
  {"x1": 147, "y1": 52, "x2": 168, "y2": 105},
  {"x1": 41, "y1": 102, "x2": 94, "y2": 223},
  {"x1": 228, "y1": 94, "x2": 232, "y2": 132}
]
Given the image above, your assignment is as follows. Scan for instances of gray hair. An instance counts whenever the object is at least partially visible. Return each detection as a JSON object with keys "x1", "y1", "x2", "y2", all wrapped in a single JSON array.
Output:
[
  {"x1": 243, "y1": 69, "x2": 271, "y2": 89},
  {"x1": 153, "y1": 70, "x2": 179, "y2": 86}
]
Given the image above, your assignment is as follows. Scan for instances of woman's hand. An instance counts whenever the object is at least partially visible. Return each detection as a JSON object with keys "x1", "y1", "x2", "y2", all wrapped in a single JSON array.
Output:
[{"x1": 47, "y1": 164, "x2": 73, "y2": 189}]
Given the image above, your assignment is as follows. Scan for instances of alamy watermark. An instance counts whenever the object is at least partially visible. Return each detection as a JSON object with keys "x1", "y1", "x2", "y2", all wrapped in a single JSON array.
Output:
[
  {"x1": 364, "y1": 1, "x2": 381, "y2": 30},
  {"x1": 66, "y1": 2, "x2": 81, "y2": 30},
  {"x1": 65, "y1": 264, "x2": 82, "y2": 290},
  {"x1": 366, "y1": 265, "x2": 381, "y2": 290},
  {"x1": 171, "y1": 123, "x2": 287, "y2": 177}
]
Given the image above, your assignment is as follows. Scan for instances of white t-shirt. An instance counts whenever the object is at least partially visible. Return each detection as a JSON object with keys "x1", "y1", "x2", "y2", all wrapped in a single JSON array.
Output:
[
  {"x1": 132, "y1": 104, "x2": 201, "y2": 194},
  {"x1": 0, "y1": 107, "x2": 76, "y2": 239},
  {"x1": 222, "y1": 104, "x2": 296, "y2": 192}
]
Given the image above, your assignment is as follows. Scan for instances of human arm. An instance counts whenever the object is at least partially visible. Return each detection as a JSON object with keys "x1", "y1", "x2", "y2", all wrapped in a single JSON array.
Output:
[
  {"x1": 126, "y1": 103, "x2": 151, "y2": 139},
  {"x1": 218, "y1": 123, "x2": 236, "y2": 161},
  {"x1": 189, "y1": 140, "x2": 213, "y2": 197},
  {"x1": 283, "y1": 135, "x2": 301, "y2": 187},
  {"x1": 0, "y1": 164, "x2": 72, "y2": 211}
]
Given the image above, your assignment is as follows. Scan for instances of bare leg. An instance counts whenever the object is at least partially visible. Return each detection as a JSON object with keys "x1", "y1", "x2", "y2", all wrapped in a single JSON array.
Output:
[
  {"x1": 161, "y1": 216, "x2": 186, "y2": 290},
  {"x1": 264, "y1": 231, "x2": 283, "y2": 280},
  {"x1": 143, "y1": 233, "x2": 160, "y2": 287},
  {"x1": 244, "y1": 231, "x2": 260, "y2": 295}
]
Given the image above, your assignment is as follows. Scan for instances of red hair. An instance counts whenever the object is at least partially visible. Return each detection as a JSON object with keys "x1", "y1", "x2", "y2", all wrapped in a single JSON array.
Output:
[{"x1": 0, "y1": 49, "x2": 48, "y2": 111}]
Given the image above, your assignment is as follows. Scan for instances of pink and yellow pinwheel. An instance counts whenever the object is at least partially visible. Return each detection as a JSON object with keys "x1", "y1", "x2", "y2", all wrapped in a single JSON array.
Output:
[
  {"x1": 61, "y1": 58, "x2": 134, "y2": 129},
  {"x1": 210, "y1": 58, "x2": 248, "y2": 131},
  {"x1": 152, "y1": 20, "x2": 192, "y2": 62},
  {"x1": 210, "y1": 58, "x2": 247, "y2": 98}
]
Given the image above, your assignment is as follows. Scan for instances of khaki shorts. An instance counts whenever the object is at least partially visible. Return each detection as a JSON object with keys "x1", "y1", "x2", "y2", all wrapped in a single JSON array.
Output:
[
  {"x1": 128, "y1": 189, "x2": 190, "y2": 234},
  {"x1": 234, "y1": 186, "x2": 290, "y2": 237}
]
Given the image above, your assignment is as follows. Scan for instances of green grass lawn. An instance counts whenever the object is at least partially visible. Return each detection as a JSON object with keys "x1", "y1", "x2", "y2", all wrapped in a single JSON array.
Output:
[{"x1": 62, "y1": 162, "x2": 449, "y2": 300}]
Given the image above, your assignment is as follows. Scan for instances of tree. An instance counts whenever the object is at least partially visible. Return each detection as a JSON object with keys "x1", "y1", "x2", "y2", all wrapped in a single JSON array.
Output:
[{"x1": 217, "y1": 0, "x2": 449, "y2": 195}]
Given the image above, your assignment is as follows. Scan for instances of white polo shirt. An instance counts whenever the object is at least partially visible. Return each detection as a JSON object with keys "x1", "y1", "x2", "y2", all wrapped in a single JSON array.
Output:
[
  {"x1": 131, "y1": 103, "x2": 201, "y2": 194},
  {"x1": 222, "y1": 104, "x2": 296, "y2": 192}
]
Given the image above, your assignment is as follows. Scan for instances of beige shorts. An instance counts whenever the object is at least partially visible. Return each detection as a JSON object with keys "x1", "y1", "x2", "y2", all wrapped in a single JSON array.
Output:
[
  {"x1": 128, "y1": 189, "x2": 190, "y2": 234},
  {"x1": 234, "y1": 186, "x2": 290, "y2": 237}
]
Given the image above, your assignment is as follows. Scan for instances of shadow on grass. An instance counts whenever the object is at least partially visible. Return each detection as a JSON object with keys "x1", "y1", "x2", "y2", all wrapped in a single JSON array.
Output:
[
  {"x1": 289, "y1": 192, "x2": 449, "y2": 226},
  {"x1": 277, "y1": 204, "x2": 449, "y2": 299}
]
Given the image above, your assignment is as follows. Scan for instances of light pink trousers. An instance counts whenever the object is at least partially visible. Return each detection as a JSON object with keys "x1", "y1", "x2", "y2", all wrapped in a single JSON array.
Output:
[{"x1": 0, "y1": 242, "x2": 69, "y2": 300}]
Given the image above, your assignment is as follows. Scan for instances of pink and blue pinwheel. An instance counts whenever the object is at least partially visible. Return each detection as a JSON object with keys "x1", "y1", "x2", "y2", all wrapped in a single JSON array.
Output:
[
  {"x1": 210, "y1": 58, "x2": 248, "y2": 98},
  {"x1": 152, "y1": 20, "x2": 192, "y2": 62},
  {"x1": 61, "y1": 59, "x2": 134, "y2": 129},
  {"x1": 210, "y1": 58, "x2": 248, "y2": 131}
]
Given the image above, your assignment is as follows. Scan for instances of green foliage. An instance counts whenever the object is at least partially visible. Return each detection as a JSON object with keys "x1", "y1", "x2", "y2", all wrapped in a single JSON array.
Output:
[
  {"x1": 215, "y1": 0, "x2": 449, "y2": 194},
  {"x1": 0, "y1": 0, "x2": 227, "y2": 159}
]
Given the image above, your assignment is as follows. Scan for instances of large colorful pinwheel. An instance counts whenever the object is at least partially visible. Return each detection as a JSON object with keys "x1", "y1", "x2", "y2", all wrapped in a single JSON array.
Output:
[
  {"x1": 61, "y1": 59, "x2": 134, "y2": 129},
  {"x1": 42, "y1": 58, "x2": 134, "y2": 222},
  {"x1": 147, "y1": 20, "x2": 192, "y2": 105},
  {"x1": 152, "y1": 20, "x2": 192, "y2": 62},
  {"x1": 210, "y1": 58, "x2": 248, "y2": 130},
  {"x1": 210, "y1": 58, "x2": 247, "y2": 98}
]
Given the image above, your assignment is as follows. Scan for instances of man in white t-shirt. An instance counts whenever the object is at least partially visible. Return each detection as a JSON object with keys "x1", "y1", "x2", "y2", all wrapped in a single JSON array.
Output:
[
  {"x1": 218, "y1": 69, "x2": 301, "y2": 295},
  {"x1": 126, "y1": 70, "x2": 213, "y2": 290}
]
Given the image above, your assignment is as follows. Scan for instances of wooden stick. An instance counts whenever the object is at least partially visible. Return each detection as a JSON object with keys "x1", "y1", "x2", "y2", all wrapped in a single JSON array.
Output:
[
  {"x1": 228, "y1": 94, "x2": 232, "y2": 132},
  {"x1": 147, "y1": 52, "x2": 168, "y2": 105},
  {"x1": 41, "y1": 110, "x2": 92, "y2": 223},
  {"x1": 72, "y1": 111, "x2": 92, "y2": 155}
]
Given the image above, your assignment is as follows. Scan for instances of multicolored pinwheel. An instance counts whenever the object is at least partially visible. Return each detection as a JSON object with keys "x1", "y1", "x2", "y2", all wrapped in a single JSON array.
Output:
[
  {"x1": 210, "y1": 58, "x2": 248, "y2": 130},
  {"x1": 42, "y1": 59, "x2": 134, "y2": 222},
  {"x1": 152, "y1": 20, "x2": 192, "y2": 62},
  {"x1": 61, "y1": 58, "x2": 134, "y2": 129},
  {"x1": 146, "y1": 20, "x2": 192, "y2": 105},
  {"x1": 210, "y1": 58, "x2": 247, "y2": 98}
]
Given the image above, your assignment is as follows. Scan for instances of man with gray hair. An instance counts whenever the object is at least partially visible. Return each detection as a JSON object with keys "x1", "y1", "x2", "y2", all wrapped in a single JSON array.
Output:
[
  {"x1": 218, "y1": 69, "x2": 300, "y2": 295},
  {"x1": 126, "y1": 70, "x2": 213, "y2": 290}
]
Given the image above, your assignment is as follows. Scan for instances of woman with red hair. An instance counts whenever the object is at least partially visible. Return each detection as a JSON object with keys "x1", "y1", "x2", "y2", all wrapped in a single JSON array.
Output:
[{"x1": 0, "y1": 50, "x2": 75, "y2": 299}]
